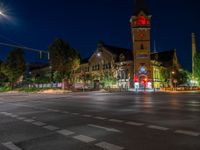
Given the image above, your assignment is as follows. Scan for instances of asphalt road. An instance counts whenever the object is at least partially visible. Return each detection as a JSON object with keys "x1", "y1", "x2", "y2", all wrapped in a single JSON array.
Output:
[{"x1": 0, "y1": 91, "x2": 200, "y2": 150}]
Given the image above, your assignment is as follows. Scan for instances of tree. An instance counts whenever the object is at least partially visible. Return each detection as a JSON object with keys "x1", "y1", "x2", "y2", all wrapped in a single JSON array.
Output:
[
  {"x1": 194, "y1": 52, "x2": 200, "y2": 85},
  {"x1": 48, "y1": 39, "x2": 80, "y2": 81},
  {"x1": 173, "y1": 69, "x2": 189, "y2": 85},
  {"x1": 1, "y1": 48, "x2": 25, "y2": 88},
  {"x1": 0, "y1": 60, "x2": 8, "y2": 86},
  {"x1": 160, "y1": 67, "x2": 169, "y2": 85}
]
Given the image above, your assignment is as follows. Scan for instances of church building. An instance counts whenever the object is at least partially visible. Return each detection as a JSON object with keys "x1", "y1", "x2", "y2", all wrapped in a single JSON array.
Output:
[{"x1": 72, "y1": 0, "x2": 180, "y2": 90}]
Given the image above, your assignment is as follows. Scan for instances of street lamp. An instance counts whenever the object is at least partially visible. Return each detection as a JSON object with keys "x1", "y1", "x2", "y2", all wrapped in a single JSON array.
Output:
[
  {"x1": 170, "y1": 71, "x2": 175, "y2": 89},
  {"x1": 0, "y1": 9, "x2": 5, "y2": 17}
]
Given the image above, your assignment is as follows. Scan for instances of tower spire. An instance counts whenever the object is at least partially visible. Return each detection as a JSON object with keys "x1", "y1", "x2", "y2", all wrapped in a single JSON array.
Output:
[
  {"x1": 154, "y1": 40, "x2": 157, "y2": 53},
  {"x1": 134, "y1": 0, "x2": 149, "y2": 15},
  {"x1": 192, "y1": 33, "x2": 197, "y2": 76}
]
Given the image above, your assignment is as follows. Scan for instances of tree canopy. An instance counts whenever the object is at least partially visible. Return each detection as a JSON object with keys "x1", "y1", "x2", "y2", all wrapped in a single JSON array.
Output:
[
  {"x1": 194, "y1": 51, "x2": 200, "y2": 85},
  {"x1": 1, "y1": 48, "x2": 25, "y2": 87},
  {"x1": 48, "y1": 39, "x2": 80, "y2": 81}
]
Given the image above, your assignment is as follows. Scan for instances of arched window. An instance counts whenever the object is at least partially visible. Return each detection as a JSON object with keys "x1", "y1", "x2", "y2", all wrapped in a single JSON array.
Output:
[{"x1": 141, "y1": 44, "x2": 144, "y2": 49}]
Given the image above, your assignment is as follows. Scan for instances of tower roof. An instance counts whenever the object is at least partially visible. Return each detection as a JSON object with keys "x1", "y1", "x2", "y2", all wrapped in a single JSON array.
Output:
[{"x1": 134, "y1": 0, "x2": 149, "y2": 15}]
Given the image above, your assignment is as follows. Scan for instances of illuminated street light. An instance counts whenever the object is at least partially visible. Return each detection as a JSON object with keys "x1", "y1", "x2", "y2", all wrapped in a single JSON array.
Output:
[
  {"x1": 0, "y1": 11, "x2": 3, "y2": 16},
  {"x1": 97, "y1": 52, "x2": 101, "y2": 57}
]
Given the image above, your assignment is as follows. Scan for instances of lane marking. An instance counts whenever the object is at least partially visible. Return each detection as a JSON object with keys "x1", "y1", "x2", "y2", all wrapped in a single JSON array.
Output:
[
  {"x1": 175, "y1": 130, "x2": 200, "y2": 137},
  {"x1": 51, "y1": 109, "x2": 60, "y2": 112},
  {"x1": 95, "y1": 141, "x2": 124, "y2": 150},
  {"x1": 43, "y1": 125, "x2": 59, "y2": 131},
  {"x1": 24, "y1": 119, "x2": 35, "y2": 123},
  {"x1": 109, "y1": 119, "x2": 124, "y2": 123},
  {"x1": 82, "y1": 114, "x2": 92, "y2": 118},
  {"x1": 16, "y1": 117, "x2": 26, "y2": 120},
  {"x1": 32, "y1": 122, "x2": 46, "y2": 126},
  {"x1": 125, "y1": 121, "x2": 144, "y2": 126},
  {"x1": 10, "y1": 114, "x2": 18, "y2": 118},
  {"x1": 148, "y1": 125, "x2": 169, "y2": 131},
  {"x1": 63, "y1": 111, "x2": 69, "y2": 114},
  {"x1": 88, "y1": 124, "x2": 121, "y2": 133},
  {"x1": 73, "y1": 135, "x2": 96, "y2": 143},
  {"x1": 2, "y1": 142, "x2": 22, "y2": 150},
  {"x1": 72, "y1": 113, "x2": 79, "y2": 115},
  {"x1": 0, "y1": 112, "x2": 13, "y2": 116},
  {"x1": 57, "y1": 129, "x2": 74, "y2": 136},
  {"x1": 94, "y1": 116, "x2": 107, "y2": 120}
]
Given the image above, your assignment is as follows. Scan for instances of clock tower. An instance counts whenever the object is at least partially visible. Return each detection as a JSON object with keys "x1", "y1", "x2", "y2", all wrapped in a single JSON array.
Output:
[{"x1": 130, "y1": 0, "x2": 152, "y2": 89}]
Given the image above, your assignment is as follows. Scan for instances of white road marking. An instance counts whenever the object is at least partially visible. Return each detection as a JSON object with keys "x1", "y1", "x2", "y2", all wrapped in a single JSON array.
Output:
[
  {"x1": 17, "y1": 117, "x2": 26, "y2": 120},
  {"x1": 10, "y1": 114, "x2": 18, "y2": 118},
  {"x1": 148, "y1": 125, "x2": 169, "y2": 131},
  {"x1": 57, "y1": 129, "x2": 74, "y2": 136},
  {"x1": 72, "y1": 113, "x2": 79, "y2": 115},
  {"x1": 43, "y1": 125, "x2": 59, "y2": 131},
  {"x1": 73, "y1": 135, "x2": 96, "y2": 143},
  {"x1": 0, "y1": 112, "x2": 10, "y2": 115},
  {"x1": 33, "y1": 122, "x2": 46, "y2": 126},
  {"x1": 2, "y1": 142, "x2": 22, "y2": 150},
  {"x1": 125, "y1": 121, "x2": 144, "y2": 126},
  {"x1": 95, "y1": 141, "x2": 124, "y2": 150},
  {"x1": 109, "y1": 119, "x2": 124, "y2": 123},
  {"x1": 63, "y1": 111, "x2": 69, "y2": 114},
  {"x1": 51, "y1": 109, "x2": 60, "y2": 112},
  {"x1": 88, "y1": 124, "x2": 121, "y2": 133},
  {"x1": 94, "y1": 116, "x2": 107, "y2": 120},
  {"x1": 24, "y1": 119, "x2": 35, "y2": 123},
  {"x1": 175, "y1": 130, "x2": 200, "y2": 137},
  {"x1": 82, "y1": 114, "x2": 92, "y2": 118}
]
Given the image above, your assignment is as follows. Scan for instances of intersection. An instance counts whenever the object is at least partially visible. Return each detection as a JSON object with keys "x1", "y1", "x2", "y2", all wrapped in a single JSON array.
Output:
[{"x1": 0, "y1": 92, "x2": 199, "y2": 150}]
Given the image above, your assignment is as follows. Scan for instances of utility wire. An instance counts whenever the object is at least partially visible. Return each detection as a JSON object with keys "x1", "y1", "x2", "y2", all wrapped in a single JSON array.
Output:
[
  {"x1": 0, "y1": 34, "x2": 48, "y2": 53},
  {"x1": 0, "y1": 42, "x2": 48, "y2": 53}
]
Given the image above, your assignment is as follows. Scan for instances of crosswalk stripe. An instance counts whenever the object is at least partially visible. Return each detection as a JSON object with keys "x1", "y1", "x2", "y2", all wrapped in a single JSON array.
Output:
[
  {"x1": 175, "y1": 130, "x2": 200, "y2": 136},
  {"x1": 2, "y1": 142, "x2": 22, "y2": 150},
  {"x1": 73, "y1": 135, "x2": 96, "y2": 143},
  {"x1": 95, "y1": 141, "x2": 124, "y2": 150},
  {"x1": 57, "y1": 129, "x2": 74, "y2": 136}
]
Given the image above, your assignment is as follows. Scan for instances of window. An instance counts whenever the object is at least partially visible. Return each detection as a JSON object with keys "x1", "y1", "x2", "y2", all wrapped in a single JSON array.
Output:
[{"x1": 141, "y1": 44, "x2": 144, "y2": 49}]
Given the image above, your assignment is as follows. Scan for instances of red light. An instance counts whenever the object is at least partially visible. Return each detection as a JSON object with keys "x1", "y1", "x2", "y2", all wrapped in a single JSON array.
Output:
[
  {"x1": 134, "y1": 76, "x2": 139, "y2": 82},
  {"x1": 137, "y1": 16, "x2": 149, "y2": 26}
]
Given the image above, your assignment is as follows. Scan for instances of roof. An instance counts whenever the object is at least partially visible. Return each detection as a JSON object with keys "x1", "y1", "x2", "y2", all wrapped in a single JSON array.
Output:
[
  {"x1": 134, "y1": 0, "x2": 150, "y2": 15},
  {"x1": 103, "y1": 44, "x2": 133, "y2": 62},
  {"x1": 151, "y1": 49, "x2": 176, "y2": 67},
  {"x1": 81, "y1": 57, "x2": 90, "y2": 64},
  {"x1": 80, "y1": 42, "x2": 177, "y2": 67},
  {"x1": 29, "y1": 63, "x2": 49, "y2": 71}
]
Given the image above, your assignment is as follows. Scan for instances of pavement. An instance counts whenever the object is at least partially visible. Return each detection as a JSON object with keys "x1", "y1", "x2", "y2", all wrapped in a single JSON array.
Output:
[{"x1": 0, "y1": 91, "x2": 199, "y2": 150}]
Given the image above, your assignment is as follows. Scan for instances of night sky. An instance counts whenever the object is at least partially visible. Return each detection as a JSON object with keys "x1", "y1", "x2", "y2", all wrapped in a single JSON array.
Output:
[{"x1": 0, "y1": 0, "x2": 200, "y2": 71}]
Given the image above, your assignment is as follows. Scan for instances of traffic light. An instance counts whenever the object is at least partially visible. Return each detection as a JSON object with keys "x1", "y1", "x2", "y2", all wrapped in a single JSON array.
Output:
[
  {"x1": 39, "y1": 51, "x2": 42, "y2": 59},
  {"x1": 47, "y1": 52, "x2": 50, "y2": 60},
  {"x1": 134, "y1": 76, "x2": 139, "y2": 82}
]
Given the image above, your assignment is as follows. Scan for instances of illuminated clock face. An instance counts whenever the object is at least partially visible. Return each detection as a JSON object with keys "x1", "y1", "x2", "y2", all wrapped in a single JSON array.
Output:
[
  {"x1": 140, "y1": 33, "x2": 144, "y2": 38},
  {"x1": 138, "y1": 66, "x2": 147, "y2": 74}
]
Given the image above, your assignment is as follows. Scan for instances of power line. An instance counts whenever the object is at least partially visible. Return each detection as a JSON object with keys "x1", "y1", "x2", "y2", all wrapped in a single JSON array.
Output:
[{"x1": 0, "y1": 42, "x2": 48, "y2": 53}]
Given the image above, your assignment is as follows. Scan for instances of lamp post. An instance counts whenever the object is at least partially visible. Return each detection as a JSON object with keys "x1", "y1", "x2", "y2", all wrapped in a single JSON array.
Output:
[{"x1": 170, "y1": 71, "x2": 175, "y2": 89}]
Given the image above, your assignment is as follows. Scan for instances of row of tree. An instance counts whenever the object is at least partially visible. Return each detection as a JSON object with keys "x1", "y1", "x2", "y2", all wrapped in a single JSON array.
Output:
[
  {"x1": 0, "y1": 39, "x2": 80, "y2": 88},
  {"x1": 194, "y1": 51, "x2": 200, "y2": 84}
]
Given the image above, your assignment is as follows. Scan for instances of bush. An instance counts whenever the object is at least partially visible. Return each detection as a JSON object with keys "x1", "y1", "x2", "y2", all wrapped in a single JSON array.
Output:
[{"x1": 0, "y1": 86, "x2": 11, "y2": 92}]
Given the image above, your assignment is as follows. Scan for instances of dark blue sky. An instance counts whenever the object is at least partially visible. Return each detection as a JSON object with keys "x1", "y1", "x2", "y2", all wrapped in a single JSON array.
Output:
[{"x1": 0, "y1": 0, "x2": 200, "y2": 71}]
